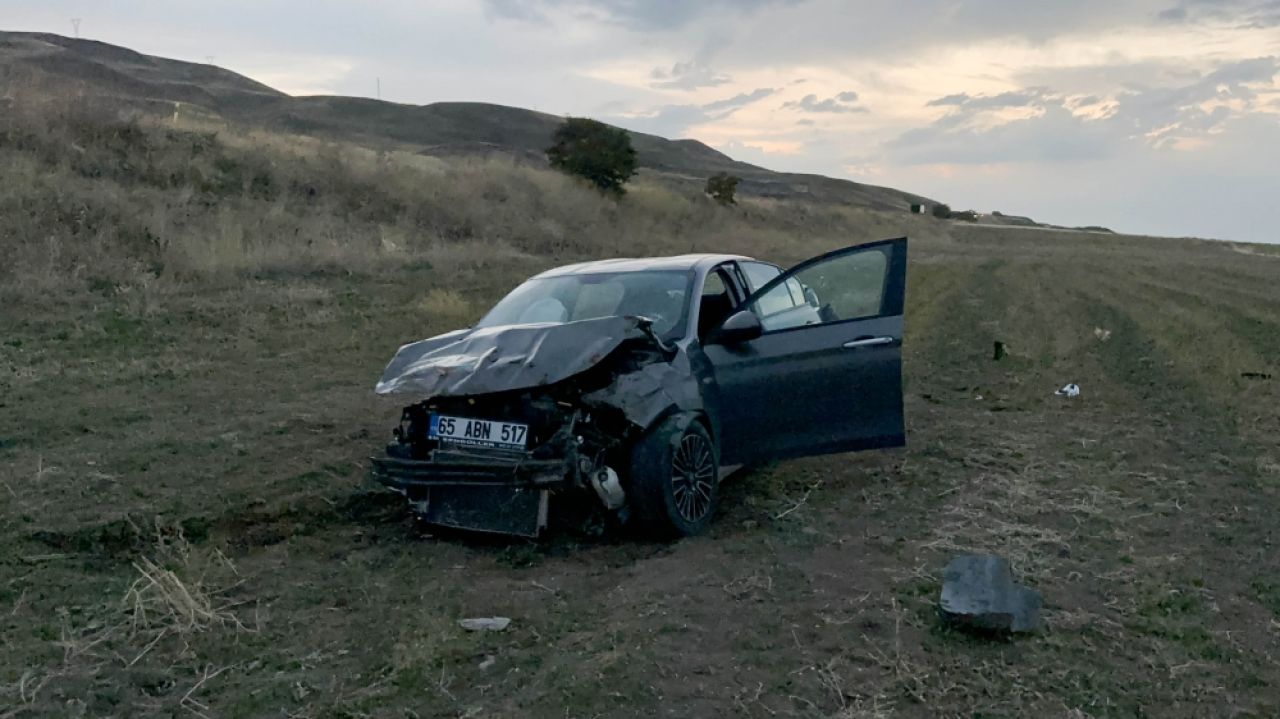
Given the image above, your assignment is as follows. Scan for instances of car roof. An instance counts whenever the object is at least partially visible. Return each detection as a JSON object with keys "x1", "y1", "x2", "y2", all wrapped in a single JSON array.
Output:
[{"x1": 533, "y1": 253, "x2": 755, "y2": 278}]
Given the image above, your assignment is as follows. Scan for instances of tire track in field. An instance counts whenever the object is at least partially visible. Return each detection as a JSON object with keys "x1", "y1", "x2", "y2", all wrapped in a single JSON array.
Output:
[
  {"x1": 1090, "y1": 263, "x2": 1280, "y2": 497},
  {"x1": 901, "y1": 254, "x2": 978, "y2": 355},
  {"x1": 874, "y1": 254, "x2": 1275, "y2": 714},
  {"x1": 1121, "y1": 270, "x2": 1280, "y2": 365},
  {"x1": 1067, "y1": 264, "x2": 1280, "y2": 685},
  {"x1": 809, "y1": 257, "x2": 1215, "y2": 714},
  {"x1": 1183, "y1": 257, "x2": 1280, "y2": 307},
  {"x1": 1052, "y1": 264, "x2": 1280, "y2": 700},
  {"x1": 1079, "y1": 265, "x2": 1272, "y2": 434}
]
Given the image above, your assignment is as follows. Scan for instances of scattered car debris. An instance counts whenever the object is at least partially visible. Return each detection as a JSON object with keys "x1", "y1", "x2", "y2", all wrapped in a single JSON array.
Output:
[
  {"x1": 1055, "y1": 383, "x2": 1081, "y2": 398},
  {"x1": 1241, "y1": 371, "x2": 1273, "y2": 381},
  {"x1": 1093, "y1": 327, "x2": 1112, "y2": 342},
  {"x1": 370, "y1": 240, "x2": 910, "y2": 539},
  {"x1": 939, "y1": 554, "x2": 1042, "y2": 633},
  {"x1": 458, "y1": 617, "x2": 511, "y2": 632}
]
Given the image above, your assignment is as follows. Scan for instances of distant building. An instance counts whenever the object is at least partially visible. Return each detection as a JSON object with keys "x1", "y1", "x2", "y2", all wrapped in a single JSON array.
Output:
[{"x1": 910, "y1": 203, "x2": 927, "y2": 214}]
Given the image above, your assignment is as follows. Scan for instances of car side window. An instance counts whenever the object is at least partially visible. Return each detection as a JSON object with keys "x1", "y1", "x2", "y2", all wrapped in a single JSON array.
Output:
[
  {"x1": 749, "y1": 246, "x2": 891, "y2": 332},
  {"x1": 739, "y1": 261, "x2": 781, "y2": 292},
  {"x1": 697, "y1": 268, "x2": 738, "y2": 339}
]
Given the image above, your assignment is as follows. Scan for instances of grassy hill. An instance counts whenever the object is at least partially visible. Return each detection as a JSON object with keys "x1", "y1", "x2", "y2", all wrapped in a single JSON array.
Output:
[
  {"x1": 0, "y1": 30, "x2": 933, "y2": 210},
  {"x1": 0, "y1": 97, "x2": 945, "y2": 294},
  {"x1": 2, "y1": 32, "x2": 1279, "y2": 719}
]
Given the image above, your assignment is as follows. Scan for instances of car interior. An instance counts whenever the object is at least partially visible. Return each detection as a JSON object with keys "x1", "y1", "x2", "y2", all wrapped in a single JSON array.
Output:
[{"x1": 697, "y1": 268, "x2": 739, "y2": 339}]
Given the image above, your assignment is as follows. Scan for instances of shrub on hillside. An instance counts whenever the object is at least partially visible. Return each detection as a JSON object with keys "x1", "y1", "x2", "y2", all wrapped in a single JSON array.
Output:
[
  {"x1": 931, "y1": 203, "x2": 952, "y2": 219},
  {"x1": 705, "y1": 172, "x2": 739, "y2": 205},
  {"x1": 545, "y1": 118, "x2": 637, "y2": 195}
]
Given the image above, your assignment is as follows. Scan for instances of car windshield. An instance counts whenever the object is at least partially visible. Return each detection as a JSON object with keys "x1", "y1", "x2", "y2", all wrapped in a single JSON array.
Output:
[{"x1": 475, "y1": 270, "x2": 693, "y2": 339}]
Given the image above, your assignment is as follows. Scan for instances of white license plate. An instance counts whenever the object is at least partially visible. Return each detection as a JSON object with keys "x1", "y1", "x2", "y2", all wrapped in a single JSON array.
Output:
[{"x1": 429, "y1": 414, "x2": 528, "y2": 450}]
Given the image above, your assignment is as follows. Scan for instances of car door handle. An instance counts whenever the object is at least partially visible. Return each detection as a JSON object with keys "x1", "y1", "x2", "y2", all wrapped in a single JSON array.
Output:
[{"x1": 842, "y1": 336, "x2": 896, "y2": 348}]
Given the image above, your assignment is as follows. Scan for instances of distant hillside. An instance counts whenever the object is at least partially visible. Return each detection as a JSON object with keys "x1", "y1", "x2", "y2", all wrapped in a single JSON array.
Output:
[{"x1": 0, "y1": 30, "x2": 934, "y2": 211}]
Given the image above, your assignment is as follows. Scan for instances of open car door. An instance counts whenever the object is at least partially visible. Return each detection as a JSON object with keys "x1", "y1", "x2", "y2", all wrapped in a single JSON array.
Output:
[{"x1": 703, "y1": 238, "x2": 907, "y2": 466}]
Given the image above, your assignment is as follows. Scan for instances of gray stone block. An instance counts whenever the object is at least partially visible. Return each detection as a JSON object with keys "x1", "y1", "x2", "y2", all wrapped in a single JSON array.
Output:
[{"x1": 939, "y1": 554, "x2": 1042, "y2": 633}]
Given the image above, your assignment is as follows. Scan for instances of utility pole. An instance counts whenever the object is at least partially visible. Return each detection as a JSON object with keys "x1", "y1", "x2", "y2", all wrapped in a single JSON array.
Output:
[
  {"x1": 70, "y1": 18, "x2": 80, "y2": 38},
  {"x1": 376, "y1": 77, "x2": 381, "y2": 100}
]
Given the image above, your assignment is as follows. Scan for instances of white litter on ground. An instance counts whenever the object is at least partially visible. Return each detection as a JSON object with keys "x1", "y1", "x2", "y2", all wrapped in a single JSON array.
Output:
[
  {"x1": 1055, "y1": 383, "x2": 1081, "y2": 398},
  {"x1": 458, "y1": 617, "x2": 512, "y2": 632}
]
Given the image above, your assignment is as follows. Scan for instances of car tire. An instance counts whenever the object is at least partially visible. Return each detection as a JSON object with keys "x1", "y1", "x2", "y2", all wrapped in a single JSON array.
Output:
[{"x1": 626, "y1": 414, "x2": 719, "y2": 539}]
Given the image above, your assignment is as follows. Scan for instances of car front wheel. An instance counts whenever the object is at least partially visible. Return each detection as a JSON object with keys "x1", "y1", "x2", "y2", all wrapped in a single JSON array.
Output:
[{"x1": 626, "y1": 414, "x2": 719, "y2": 539}]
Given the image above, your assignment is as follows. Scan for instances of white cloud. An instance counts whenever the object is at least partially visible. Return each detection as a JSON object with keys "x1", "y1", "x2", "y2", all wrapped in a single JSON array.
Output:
[
  {"x1": 783, "y1": 91, "x2": 867, "y2": 113},
  {"x1": 702, "y1": 87, "x2": 778, "y2": 112},
  {"x1": 483, "y1": 0, "x2": 799, "y2": 31},
  {"x1": 881, "y1": 57, "x2": 1278, "y2": 164},
  {"x1": 606, "y1": 87, "x2": 777, "y2": 137},
  {"x1": 650, "y1": 60, "x2": 731, "y2": 90}
]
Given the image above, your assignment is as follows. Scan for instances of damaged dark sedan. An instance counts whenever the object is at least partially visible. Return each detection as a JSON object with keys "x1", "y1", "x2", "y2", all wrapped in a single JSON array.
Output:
[{"x1": 371, "y1": 238, "x2": 908, "y2": 538}]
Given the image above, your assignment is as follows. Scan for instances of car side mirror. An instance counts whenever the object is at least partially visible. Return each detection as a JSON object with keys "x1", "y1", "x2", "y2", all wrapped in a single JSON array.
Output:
[{"x1": 709, "y1": 309, "x2": 763, "y2": 345}]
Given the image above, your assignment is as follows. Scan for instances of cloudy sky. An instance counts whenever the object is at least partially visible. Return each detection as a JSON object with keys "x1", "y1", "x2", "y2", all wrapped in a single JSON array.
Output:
[{"x1": 7, "y1": 0, "x2": 1280, "y2": 242}]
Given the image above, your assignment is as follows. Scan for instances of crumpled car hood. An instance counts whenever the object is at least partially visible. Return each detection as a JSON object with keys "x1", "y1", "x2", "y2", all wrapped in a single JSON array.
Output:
[{"x1": 375, "y1": 315, "x2": 655, "y2": 398}]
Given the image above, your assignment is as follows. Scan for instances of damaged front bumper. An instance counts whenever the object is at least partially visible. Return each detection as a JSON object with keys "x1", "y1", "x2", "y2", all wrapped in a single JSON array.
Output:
[
  {"x1": 370, "y1": 449, "x2": 572, "y2": 490},
  {"x1": 370, "y1": 441, "x2": 629, "y2": 537},
  {"x1": 369, "y1": 448, "x2": 570, "y2": 537}
]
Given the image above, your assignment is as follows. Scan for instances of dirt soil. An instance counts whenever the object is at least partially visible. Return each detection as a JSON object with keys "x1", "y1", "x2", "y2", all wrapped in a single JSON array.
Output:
[{"x1": 3, "y1": 227, "x2": 1279, "y2": 717}]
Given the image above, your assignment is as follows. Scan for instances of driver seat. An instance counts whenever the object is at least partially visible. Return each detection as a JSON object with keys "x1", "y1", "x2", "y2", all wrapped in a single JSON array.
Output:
[{"x1": 697, "y1": 292, "x2": 734, "y2": 339}]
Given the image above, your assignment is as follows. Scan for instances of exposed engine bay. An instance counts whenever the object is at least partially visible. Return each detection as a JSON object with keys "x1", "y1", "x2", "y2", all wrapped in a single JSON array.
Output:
[{"x1": 370, "y1": 315, "x2": 703, "y2": 537}]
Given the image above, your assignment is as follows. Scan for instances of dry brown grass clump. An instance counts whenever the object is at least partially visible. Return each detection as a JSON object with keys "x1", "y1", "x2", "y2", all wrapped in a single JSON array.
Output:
[
  {"x1": 124, "y1": 549, "x2": 243, "y2": 637},
  {"x1": 416, "y1": 288, "x2": 473, "y2": 324},
  {"x1": 1, "y1": 522, "x2": 251, "y2": 716}
]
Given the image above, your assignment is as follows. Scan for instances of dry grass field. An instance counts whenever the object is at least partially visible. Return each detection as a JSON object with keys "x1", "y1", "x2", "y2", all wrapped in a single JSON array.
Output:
[{"x1": 2, "y1": 103, "x2": 1279, "y2": 718}]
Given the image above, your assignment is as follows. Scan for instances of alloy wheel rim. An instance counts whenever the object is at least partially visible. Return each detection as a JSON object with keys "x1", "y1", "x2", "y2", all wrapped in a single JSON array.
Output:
[{"x1": 671, "y1": 434, "x2": 715, "y2": 523}]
